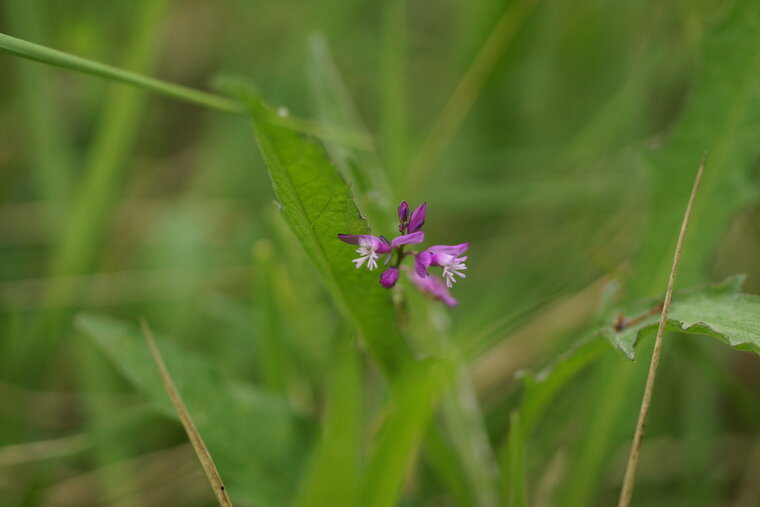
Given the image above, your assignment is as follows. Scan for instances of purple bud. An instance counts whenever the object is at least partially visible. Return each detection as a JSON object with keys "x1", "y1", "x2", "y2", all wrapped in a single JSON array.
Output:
[
  {"x1": 380, "y1": 267, "x2": 400, "y2": 288},
  {"x1": 408, "y1": 202, "x2": 427, "y2": 233},
  {"x1": 398, "y1": 201, "x2": 409, "y2": 223}
]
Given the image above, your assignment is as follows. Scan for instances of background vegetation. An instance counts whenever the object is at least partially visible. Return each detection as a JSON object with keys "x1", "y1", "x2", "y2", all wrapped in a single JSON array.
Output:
[{"x1": 1, "y1": 0, "x2": 759, "y2": 506}]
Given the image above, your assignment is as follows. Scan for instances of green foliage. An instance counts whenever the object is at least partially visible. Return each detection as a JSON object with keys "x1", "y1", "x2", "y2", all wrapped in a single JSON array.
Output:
[
  {"x1": 2, "y1": 1, "x2": 760, "y2": 506},
  {"x1": 601, "y1": 276, "x2": 760, "y2": 359},
  {"x1": 296, "y1": 342, "x2": 363, "y2": 507},
  {"x1": 231, "y1": 85, "x2": 411, "y2": 376},
  {"x1": 76, "y1": 314, "x2": 310, "y2": 506},
  {"x1": 307, "y1": 34, "x2": 395, "y2": 232},
  {"x1": 0, "y1": 32, "x2": 243, "y2": 114},
  {"x1": 568, "y1": 1, "x2": 760, "y2": 503},
  {"x1": 361, "y1": 360, "x2": 448, "y2": 507},
  {"x1": 633, "y1": 0, "x2": 760, "y2": 294},
  {"x1": 501, "y1": 411, "x2": 527, "y2": 507}
]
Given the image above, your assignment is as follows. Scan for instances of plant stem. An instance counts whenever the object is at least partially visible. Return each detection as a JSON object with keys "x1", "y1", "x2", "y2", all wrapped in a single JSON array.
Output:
[
  {"x1": 617, "y1": 154, "x2": 706, "y2": 507},
  {"x1": 0, "y1": 32, "x2": 244, "y2": 114},
  {"x1": 0, "y1": 32, "x2": 376, "y2": 149},
  {"x1": 141, "y1": 319, "x2": 234, "y2": 507}
]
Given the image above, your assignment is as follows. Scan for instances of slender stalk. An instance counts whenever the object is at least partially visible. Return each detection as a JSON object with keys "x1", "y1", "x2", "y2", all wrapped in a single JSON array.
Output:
[
  {"x1": 140, "y1": 320, "x2": 234, "y2": 507},
  {"x1": 617, "y1": 154, "x2": 706, "y2": 507},
  {"x1": 0, "y1": 32, "x2": 374, "y2": 149},
  {"x1": 0, "y1": 32, "x2": 244, "y2": 114}
]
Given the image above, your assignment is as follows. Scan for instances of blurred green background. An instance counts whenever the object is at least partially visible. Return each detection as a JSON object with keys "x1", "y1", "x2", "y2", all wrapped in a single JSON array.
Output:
[{"x1": 1, "y1": 0, "x2": 759, "y2": 505}]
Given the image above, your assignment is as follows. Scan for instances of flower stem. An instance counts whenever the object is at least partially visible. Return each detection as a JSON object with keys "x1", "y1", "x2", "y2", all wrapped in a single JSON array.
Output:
[
  {"x1": 617, "y1": 154, "x2": 706, "y2": 507},
  {"x1": 395, "y1": 245, "x2": 406, "y2": 268}
]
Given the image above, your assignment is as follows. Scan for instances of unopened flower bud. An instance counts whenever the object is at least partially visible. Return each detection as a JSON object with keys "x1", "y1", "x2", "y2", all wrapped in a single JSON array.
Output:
[
  {"x1": 379, "y1": 267, "x2": 400, "y2": 288},
  {"x1": 398, "y1": 201, "x2": 409, "y2": 224}
]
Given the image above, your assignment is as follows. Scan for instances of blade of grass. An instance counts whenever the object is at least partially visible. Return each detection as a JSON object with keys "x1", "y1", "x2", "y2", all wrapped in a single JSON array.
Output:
[
  {"x1": 405, "y1": 0, "x2": 539, "y2": 190},
  {"x1": 381, "y1": 0, "x2": 408, "y2": 186},
  {"x1": 501, "y1": 411, "x2": 527, "y2": 507},
  {"x1": 0, "y1": 31, "x2": 242, "y2": 114},
  {"x1": 140, "y1": 319, "x2": 233, "y2": 507},
  {"x1": 617, "y1": 155, "x2": 705, "y2": 507},
  {"x1": 4, "y1": 0, "x2": 74, "y2": 212},
  {"x1": 21, "y1": 0, "x2": 169, "y2": 381},
  {"x1": 295, "y1": 340, "x2": 363, "y2": 507},
  {"x1": 439, "y1": 367, "x2": 500, "y2": 507},
  {"x1": 0, "y1": 32, "x2": 372, "y2": 149},
  {"x1": 362, "y1": 360, "x2": 448, "y2": 507}
]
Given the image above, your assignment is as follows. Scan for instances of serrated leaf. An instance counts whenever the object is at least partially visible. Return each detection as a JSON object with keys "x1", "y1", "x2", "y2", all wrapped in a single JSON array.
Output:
[
  {"x1": 225, "y1": 84, "x2": 410, "y2": 376},
  {"x1": 598, "y1": 276, "x2": 760, "y2": 359},
  {"x1": 76, "y1": 313, "x2": 310, "y2": 507}
]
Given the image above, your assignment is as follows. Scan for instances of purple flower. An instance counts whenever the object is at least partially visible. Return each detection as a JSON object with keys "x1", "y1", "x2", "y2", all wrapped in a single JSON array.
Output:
[
  {"x1": 337, "y1": 234, "x2": 391, "y2": 271},
  {"x1": 408, "y1": 202, "x2": 427, "y2": 233},
  {"x1": 390, "y1": 230, "x2": 424, "y2": 248},
  {"x1": 398, "y1": 201, "x2": 409, "y2": 224},
  {"x1": 404, "y1": 267, "x2": 458, "y2": 307},
  {"x1": 380, "y1": 267, "x2": 400, "y2": 288},
  {"x1": 415, "y1": 243, "x2": 469, "y2": 288},
  {"x1": 338, "y1": 231, "x2": 424, "y2": 271},
  {"x1": 339, "y1": 201, "x2": 467, "y2": 306}
]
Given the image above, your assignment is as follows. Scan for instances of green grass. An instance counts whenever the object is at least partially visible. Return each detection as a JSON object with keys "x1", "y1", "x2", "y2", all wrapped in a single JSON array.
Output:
[{"x1": 1, "y1": 1, "x2": 760, "y2": 506}]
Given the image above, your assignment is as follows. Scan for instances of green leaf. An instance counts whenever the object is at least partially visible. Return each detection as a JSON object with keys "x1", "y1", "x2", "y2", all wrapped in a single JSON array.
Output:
[
  {"x1": 228, "y1": 84, "x2": 411, "y2": 376},
  {"x1": 599, "y1": 276, "x2": 760, "y2": 359},
  {"x1": 76, "y1": 313, "x2": 310, "y2": 507},
  {"x1": 362, "y1": 360, "x2": 449, "y2": 507}
]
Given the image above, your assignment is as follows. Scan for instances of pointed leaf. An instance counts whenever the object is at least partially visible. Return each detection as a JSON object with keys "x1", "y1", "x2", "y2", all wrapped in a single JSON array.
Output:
[{"x1": 227, "y1": 83, "x2": 411, "y2": 376}]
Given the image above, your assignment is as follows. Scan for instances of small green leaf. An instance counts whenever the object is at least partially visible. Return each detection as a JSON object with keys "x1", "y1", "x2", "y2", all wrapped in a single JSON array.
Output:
[
  {"x1": 599, "y1": 276, "x2": 760, "y2": 359},
  {"x1": 76, "y1": 313, "x2": 310, "y2": 507},
  {"x1": 228, "y1": 84, "x2": 411, "y2": 376}
]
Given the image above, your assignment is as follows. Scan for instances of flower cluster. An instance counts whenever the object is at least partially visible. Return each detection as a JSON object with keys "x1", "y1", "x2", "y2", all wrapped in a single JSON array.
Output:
[{"x1": 338, "y1": 201, "x2": 468, "y2": 307}]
